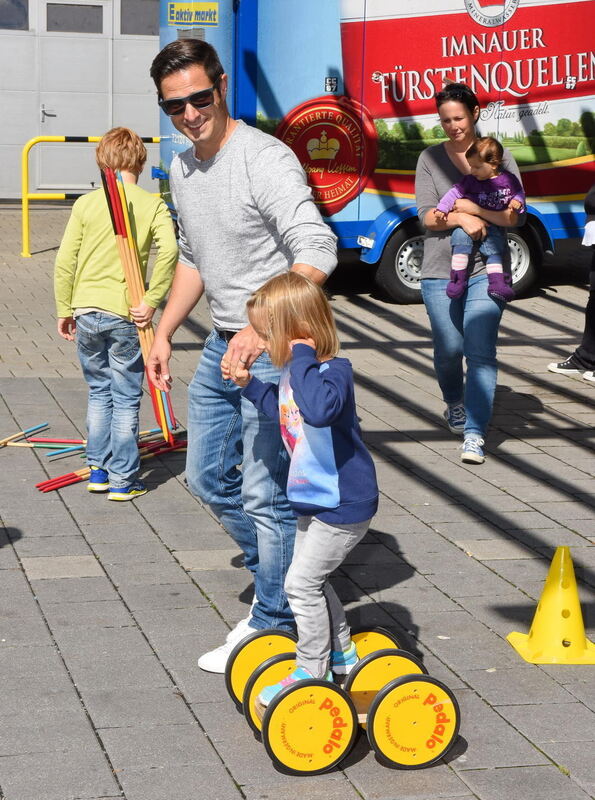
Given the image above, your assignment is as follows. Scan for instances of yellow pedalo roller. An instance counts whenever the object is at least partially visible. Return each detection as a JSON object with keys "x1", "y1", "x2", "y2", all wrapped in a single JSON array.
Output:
[
  {"x1": 258, "y1": 680, "x2": 358, "y2": 775},
  {"x1": 343, "y1": 647, "x2": 427, "y2": 727},
  {"x1": 351, "y1": 626, "x2": 402, "y2": 659},
  {"x1": 367, "y1": 675, "x2": 460, "y2": 768},
  {"x1": 225, "y1": 628, "x2": 297, "y2": 709}
]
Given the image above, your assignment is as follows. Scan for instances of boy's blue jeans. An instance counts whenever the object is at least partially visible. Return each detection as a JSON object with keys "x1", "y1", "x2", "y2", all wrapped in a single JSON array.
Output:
[
  {"x1": 185, "y1": 330, "x2": 296, "y2": 631},
  {"x1": 75, "y1": 312, "x2": 144, "y2": 488},
  {"x1": 421, "y1": 275, "x2": 505, "y2": 438}
]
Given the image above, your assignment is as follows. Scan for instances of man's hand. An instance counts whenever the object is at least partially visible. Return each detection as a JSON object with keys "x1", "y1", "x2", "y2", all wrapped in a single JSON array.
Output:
[
  {"x1": 146, "y1": 335, "x2": 173, "y2": 392},
  {"x1": 130, "y1": 301, "x2": 155, "y2": 329},
  {"x1": 221, "y1": 325, "x2": 265, "y2": 378},
  {"x1": 57, "y1": 317, "x2": 76, "y2": 341}
]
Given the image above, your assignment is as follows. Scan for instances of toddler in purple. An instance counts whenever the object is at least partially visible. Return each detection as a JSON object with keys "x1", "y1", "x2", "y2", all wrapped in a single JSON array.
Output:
[{"x1": 435, "y1": 136, "x2": 525, "y2": 302}]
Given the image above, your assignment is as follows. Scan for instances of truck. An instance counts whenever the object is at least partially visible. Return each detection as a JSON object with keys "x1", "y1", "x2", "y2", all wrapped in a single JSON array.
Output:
[{"x1": 158, "y1": 0, "x2": 595, "y2": 302}]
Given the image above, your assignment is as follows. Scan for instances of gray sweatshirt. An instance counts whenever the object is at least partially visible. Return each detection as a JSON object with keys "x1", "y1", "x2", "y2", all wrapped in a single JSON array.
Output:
[
  {"x1": 415, "y1": 142, "x2": 524, "y2": 279},
  {"x1": 169, "y1": 120, "x2": 338, "y2": 330}
]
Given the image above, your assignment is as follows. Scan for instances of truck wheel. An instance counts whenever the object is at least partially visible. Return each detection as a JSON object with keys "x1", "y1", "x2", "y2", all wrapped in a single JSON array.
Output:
[
  {"x1": 374, "y1": 221, "x2": 424, "y2": 304},
  {"x1": 508, "y1": 227, "x2": 540, "y2": 297}
]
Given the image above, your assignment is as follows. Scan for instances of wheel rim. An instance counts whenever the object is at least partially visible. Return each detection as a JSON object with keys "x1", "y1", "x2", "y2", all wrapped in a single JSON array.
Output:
[
  {"x1": 394, "y1": 236, "x2": 424, "y2": 288},
  {"x1": 507, "y1": 232, "x2": 531, "y2": 283}
]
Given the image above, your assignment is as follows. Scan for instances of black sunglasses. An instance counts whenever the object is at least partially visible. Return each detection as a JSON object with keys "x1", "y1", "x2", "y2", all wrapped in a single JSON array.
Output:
[{"x1": 158, "y1": 78, "x2": 221, "y2": 116}]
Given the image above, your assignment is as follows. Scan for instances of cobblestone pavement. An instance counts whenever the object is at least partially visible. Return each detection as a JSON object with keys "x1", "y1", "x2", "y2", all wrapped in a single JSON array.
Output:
[{"x1": 0, "y1": 205, "x2": 594, "y2": 800}]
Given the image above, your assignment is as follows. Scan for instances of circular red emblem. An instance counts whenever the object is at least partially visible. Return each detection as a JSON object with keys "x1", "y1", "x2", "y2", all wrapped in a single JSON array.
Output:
[{"x1": 275, "y1": 96, "x2": 377, "y2": 217}]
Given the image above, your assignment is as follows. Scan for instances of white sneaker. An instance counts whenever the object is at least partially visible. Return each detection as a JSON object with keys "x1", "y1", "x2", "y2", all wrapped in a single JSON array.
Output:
[
  {"x1": 583, "y1": 371, "x2": 595, "y2": 383},
  {"x1": 198, "y1": 617, "x2": 256, "y2": 673}
]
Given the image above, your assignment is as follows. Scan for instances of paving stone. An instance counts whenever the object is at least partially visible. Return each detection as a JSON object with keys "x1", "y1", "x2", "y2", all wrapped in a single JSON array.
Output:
[
  {"x1": 118, "y1": 763, "x2": 241, "y2": 800},
  {"x1": 104, "y1": 561, "x2": 193, "y2": 587},
  {"x1": 454, "y1": 538, "x2": 540, "y2": 560},
  {"x1": 538, "y1": 741, "x2": 595, "y2": 796},
  {"x1": 30, "y1": 576, "x2": 118, "y2": 603},
  {"x1": 42, "y1": 599, "x2": 135, "y2": 629},
  {"x1": 117, "y1": 582, "x2": 210, "y2": 610},
  {"x1": 12, "y1": 535, "x2": 93, "y2": 558},
  {"x1": 460, "y1": 765, "x2": 592, "y2": 800},
  {"x1": 21, "y1": 554, "x2": 104, "y2": 580},
  {"x1": 100, "y1": 722, "x2": 214, "y2": 770},
  {"x1": 0, "y1": 749, "x2": 119, "y2": 800},
  {"x1": 174, "y1": 548, "x2": 244, "y2": 570},
  {"x1": 92, "y1": 540, "x2": 173, "y2": 564},
  {"x1": 83, "y1": 686, "x2": 192, "y2": 728},
  {"x1": 497, "y1": 701, "x2": 595, "y2": 743},
  {"x1": 67, "y1": 653, "x2": 172, "y2": 691},
  {"x1": 461, "y1": 666, "x2": 577, "y2": 706}
]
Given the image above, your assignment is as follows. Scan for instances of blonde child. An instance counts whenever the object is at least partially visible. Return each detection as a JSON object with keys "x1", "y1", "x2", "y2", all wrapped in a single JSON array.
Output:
[
  {"x1": 54, "y1": 127, "x2": 178, "y2": 500},
  {"x1": 434, "y1": 136, "x2": 525, "y2": 302},
  {"x1": 222, "y1": 272, "x2": 378, "y2": 703}
]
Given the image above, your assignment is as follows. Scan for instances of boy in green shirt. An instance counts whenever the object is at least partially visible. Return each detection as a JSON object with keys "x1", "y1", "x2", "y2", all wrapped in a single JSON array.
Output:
[{"x1": 54, "y1": 127, "x2": 178, "y2": 500}]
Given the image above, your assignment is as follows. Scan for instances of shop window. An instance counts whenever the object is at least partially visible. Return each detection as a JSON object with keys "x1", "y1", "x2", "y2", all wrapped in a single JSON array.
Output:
[
  {"x1": 121, "y1": 0, "x2": 158, "y2": 35},
  {"x1": 0, "y1": 0, "x2": 28, "y2": 30},
  {"x1": 46, "y1": 2, "x2": 103, "y2": 32}
]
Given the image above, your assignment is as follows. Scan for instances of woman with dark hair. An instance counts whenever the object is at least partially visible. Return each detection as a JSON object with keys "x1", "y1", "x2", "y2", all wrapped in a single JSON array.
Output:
[{"x1": 415, "y1": 82, "x2": 525, "y2": 464}]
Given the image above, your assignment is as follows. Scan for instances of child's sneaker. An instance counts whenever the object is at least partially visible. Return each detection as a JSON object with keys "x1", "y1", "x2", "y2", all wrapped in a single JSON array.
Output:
[
  {"x1": 107, "y1": 480, "x2": 147, "y2": 501},
  {"x1": 443, "y1": 402, "x2": 466, "y2": 435},
  {"x1": 461, "y1": 436, "x2": 485, "y2": 464},
  {"x1": 87, "y1": 466, "x2": 109, "y2": 493},
  {"x1": 258, "y1": 666, "x2": 332, "y2": 707},
  {"x1": 330, "y1": 641, "x2": 358, "y2": 675}
]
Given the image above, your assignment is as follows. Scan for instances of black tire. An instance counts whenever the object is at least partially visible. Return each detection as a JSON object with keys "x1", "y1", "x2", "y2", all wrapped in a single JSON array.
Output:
[
  {"x1": 374, "y1": 221, "x2": 425, "y2": 304},
  {"x1": 508, "y1": 225, "x2": 541, "y2": 296}
]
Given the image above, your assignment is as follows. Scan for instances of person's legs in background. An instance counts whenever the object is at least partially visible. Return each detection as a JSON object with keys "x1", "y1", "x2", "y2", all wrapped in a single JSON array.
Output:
[
  {"x1": 421, "y1": 278, "x2": 466, "y2": 434},
  {"x1": 460, "y1": 274, "x2": 505, "y2": 463}
]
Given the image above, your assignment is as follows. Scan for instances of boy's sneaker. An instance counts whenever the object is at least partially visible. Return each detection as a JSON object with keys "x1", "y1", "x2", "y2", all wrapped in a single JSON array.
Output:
[
  {"x1": 107, "y1": 480, "x2": 147, "y2": 501},
  {"x1": 330, "y1": 641, "x2": 358, "y2": 675},
  {"x1": 547, "y1": 355, "x2": 583, "y2": 374},
  {"x1": 443, "y1": 403, "x2": 466, "y2": 435},
  {"x1": 87, "y1": 466, "x2": 109, "y2": 493},
  {"x1": 461, "y1": 436, "x2": 485, "y2": 464},
  {"x1": 197, "y1": 617, "x2": 256, "y2": 673},
  {"x1": 258, "y1": 666, "x2": 332, "y2": 707},
  {"x1": 584, "y1": 371, "x2": 595, "y2": 383}
]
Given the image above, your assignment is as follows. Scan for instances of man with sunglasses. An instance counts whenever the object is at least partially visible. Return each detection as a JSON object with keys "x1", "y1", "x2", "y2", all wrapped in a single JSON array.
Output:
[{"x1": 148, "y1": 39, "x2": 337, "y2": 674}]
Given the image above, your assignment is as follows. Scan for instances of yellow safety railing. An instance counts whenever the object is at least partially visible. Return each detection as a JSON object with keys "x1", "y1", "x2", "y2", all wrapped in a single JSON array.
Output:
[{"x1": 21, "y1": 135, "x2": 160, "y2": 258}]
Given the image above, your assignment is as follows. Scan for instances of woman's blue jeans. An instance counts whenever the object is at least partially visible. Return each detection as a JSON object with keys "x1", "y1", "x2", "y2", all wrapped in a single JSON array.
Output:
[
  {"x1": 421, "y1": 274, "x2": 505, "y2": 438},
  {"x1": 185, "y1": 331, "x2": 296, "y2": 631},
  {"x1": 76, "y1": 312, "x2": 144, "y2": 488}
]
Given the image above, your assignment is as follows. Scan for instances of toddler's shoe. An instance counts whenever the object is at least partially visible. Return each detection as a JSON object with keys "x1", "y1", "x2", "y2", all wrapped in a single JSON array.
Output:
[
  {"x1": 108, "y1": 480, "x2": 147, "y2": 501},
  {"x1": 446, "y1": 269, "x2": 468, "y2": 299},
  {"x1": 87, "y1": 466, "x2": 109, "y2": 493},
  {"x1": 258, "y1": 666, "x2": 332, "y2": 707},
  {"x1": 330, "y1": 641, "x2": 358, "y2": 675},
  {"x1": 487, "y1": 273, "x2": 514, "y2": 302},
  {"x1": 461, "y1": 436, "x2": 485, "y2": 464}
]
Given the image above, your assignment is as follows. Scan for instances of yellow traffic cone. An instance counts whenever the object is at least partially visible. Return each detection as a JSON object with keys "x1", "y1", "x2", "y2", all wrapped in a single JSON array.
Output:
[{"x1": 507, "y1": 546, "x2": 595, "y2": 664}]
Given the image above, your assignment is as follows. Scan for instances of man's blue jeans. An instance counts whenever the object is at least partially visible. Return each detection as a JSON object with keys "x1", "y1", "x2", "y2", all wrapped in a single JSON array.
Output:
[
  {"x1": 421, "y1": 274, "x2": 505, "y2": 438},
  {"x1": 186, "y1": 330, "x2": 296, "y2": 630},
  {"x1": 76, "y1": 312, "x2": 144, "y2": 488}
]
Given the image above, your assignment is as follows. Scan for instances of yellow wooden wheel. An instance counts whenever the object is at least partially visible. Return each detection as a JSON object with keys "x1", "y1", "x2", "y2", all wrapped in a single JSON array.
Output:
[
  {"x1": 224, "y1": 628, "x2": 297, "y2": 708},
  {"x1": 367, "y1": 675, "x2": 460, "y2": 768},
  {"x1": 262, "y1": 681, "x2": 357, "y2": 775}
]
